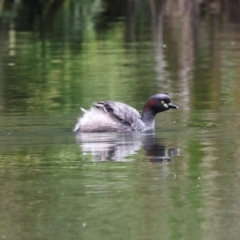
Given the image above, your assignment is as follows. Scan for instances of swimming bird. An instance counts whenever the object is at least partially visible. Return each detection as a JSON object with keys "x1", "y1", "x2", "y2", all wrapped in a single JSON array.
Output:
[{"x1": 73, "y1": 93, "x2": 178, "y2": 133}]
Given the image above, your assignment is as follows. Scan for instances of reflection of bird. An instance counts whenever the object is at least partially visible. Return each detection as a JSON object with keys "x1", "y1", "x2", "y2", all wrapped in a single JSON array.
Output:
[
  {"x1": 143, "y1": 134, "x2": 180, "y2": 163},
  {"x1": 76, "y1": 132, "x2": 180, "y2": 162},
  {"x1": 73, "y1": 93, "x2": 178, "y2": 133},
  {"x1": 76, "y1": 132, "x2": 143, "y2": 161}
]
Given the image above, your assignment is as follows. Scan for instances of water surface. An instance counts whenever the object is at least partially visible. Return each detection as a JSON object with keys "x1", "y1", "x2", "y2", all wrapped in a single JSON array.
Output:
[{"x1": 1, "y1": 1, "x2": 240, "y2": 239}]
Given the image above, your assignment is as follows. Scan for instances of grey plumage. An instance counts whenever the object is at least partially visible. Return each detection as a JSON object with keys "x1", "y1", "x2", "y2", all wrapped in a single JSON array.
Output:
[{"x1": 73, "y1": 94, "x2": 178, "y2": 133}]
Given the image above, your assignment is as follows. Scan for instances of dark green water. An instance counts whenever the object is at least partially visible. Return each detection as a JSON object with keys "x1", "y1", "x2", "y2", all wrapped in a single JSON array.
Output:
[{"x1": 1, "y1": 1, "x2": 240, "y2": 239}]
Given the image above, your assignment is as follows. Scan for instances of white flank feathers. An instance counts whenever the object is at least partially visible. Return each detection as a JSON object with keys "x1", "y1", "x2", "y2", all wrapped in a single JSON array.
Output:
[{"x1": 73, "y1": 107, "x2": 119, "y2": 132}]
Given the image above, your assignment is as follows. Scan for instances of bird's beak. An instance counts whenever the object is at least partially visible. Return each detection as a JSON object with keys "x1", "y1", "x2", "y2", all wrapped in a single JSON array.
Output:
[{"x1": 168, "y1": 103, "x2": 179, "y2": 109}]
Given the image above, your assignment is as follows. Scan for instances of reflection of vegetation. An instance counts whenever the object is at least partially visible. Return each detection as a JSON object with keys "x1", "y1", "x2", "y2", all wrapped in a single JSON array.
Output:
[
  {"x1": 1, "y1": 0, "x2": 159, "y2": 114},
  {"x1": 1, "y1": 0, "x2": 240, "y2": 114},
  {"x1": 1, "y1": 2, "x2": 240, "y2": 238}
]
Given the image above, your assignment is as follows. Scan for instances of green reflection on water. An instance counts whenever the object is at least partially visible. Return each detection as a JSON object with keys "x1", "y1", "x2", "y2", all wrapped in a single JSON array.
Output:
[{"x1": 1, "y1": 0, "x2": 240, "y2": 240}]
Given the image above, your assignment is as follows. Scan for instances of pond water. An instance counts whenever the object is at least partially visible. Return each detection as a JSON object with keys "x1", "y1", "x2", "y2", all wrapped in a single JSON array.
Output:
[{"x1": 1, "y1": 1, "x2": 240, "y2": 239}]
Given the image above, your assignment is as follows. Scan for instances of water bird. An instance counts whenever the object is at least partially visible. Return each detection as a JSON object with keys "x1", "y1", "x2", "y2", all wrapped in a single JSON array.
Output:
[{"x1": 73, "y1": 93, "x2": 178, "y2": 133}]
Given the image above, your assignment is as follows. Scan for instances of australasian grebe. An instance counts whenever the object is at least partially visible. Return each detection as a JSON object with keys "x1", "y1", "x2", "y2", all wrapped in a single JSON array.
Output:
[{"x1": 73, "y1": 93, "x2": 178, "y2": 133}]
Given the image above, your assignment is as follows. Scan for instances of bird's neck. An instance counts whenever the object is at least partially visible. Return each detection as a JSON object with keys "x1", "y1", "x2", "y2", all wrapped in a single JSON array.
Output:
[{"x1": 141, "y1": 109, "x2": 156, "y2": 129}]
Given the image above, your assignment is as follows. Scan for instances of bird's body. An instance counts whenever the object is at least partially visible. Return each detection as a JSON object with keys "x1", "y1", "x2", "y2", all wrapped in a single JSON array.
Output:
[{"x1": 73, "y1": 94, "x2": 178, "y2": 133}]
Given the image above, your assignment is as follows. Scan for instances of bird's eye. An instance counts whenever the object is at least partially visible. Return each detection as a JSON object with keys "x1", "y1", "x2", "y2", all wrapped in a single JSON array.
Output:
[{"x1": 161, "y1": 100, "x2": 169, "y2": 108}]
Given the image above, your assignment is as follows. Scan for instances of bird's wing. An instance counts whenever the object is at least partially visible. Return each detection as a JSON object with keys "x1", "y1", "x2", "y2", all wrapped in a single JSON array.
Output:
[{"x1": 93, "y1": 101, "x2": 141, "y2": 127}]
